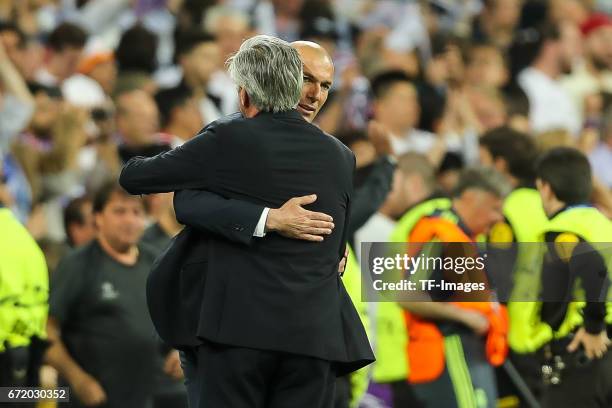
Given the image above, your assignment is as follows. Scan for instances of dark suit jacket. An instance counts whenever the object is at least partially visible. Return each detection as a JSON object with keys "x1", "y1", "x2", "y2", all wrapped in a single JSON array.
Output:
[{"x1": 119, "y1": 110, "x2": 374, "y2": 375}]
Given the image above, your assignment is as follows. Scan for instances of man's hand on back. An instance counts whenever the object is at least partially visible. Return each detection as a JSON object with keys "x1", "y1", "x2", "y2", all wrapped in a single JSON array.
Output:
[{"x1": 266, "y1": 195, "x2": 335, "y2": 242}]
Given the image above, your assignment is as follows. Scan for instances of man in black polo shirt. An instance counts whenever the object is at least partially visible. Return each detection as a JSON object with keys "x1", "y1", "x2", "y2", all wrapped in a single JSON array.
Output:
[{"x1": 45, "y1": 181, "x2": 177, "y2": 408}]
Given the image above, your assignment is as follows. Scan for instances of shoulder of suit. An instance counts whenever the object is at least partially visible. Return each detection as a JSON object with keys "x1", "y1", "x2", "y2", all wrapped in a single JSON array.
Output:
[
  {"x1": 195, "y1": 112, "x2": 246, "y2": 135},
  {"x1": 323, "y1": 131, "x2": 353, "y2": 157}
]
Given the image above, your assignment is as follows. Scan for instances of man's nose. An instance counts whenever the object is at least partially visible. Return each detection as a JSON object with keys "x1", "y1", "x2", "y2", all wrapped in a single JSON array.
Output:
[{"x1": 306, "y1": 83, "x2": 322, "y2": 101}]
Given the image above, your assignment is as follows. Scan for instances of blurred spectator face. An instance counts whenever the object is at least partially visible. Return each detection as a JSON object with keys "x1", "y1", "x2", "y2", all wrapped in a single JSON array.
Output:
[
  {"x1": 550, "y1": 0, "x2": 590, "y2": 26},
  {"x1": 52, "y1": 45, "x2": 84, "y2": 80},
  {"x1": 467, "y1": 88, "x2": 507, "y2": 131},
  {"x1": 0, "y1": 26, "x2": 40, "y2": 79},
  {"x1": 30, "y1": 90, "x2": 62, "y2": 136},
  {"x1": 375, "y1": 82, "x2": 419, "y2": 133},
  {"x1": 586, "y1": 25, "x2": 612, "y2": 70},
  {"x1": 66, "y1": 199, "x2": 95, "y2": 247},
  {"x1": 173, "y1": 96, "x2": 203, "y2": 136},
  {"x1": 116, "y1": 90, "x2": 159, "y2": 146},
  {"x1": 95, "y1": 191, "x2": 146, "y2": 251},
  {"x1": 88, "y1": 60, "x2": 117, "y2": 96},
  {"x1": 214, "y1": 16, "x2": 250, "y2": 61},
  {"x1": 485, "y1": 0, "x2": 521, "y2": 30},
  {"x1": 560, "y1": 21, "x2": 582, "y2": 73},
  {"x1": 437, "y1": 169, "x2": 461, "y2": 194},
  {"x1": 465, "y1": 46, "x2": 508, "y2": 88},
  {"x1": 457, "y1": 189, "x2": 504, "y2": 235},
  {"x1": 181, "y1": 41, "x2": 221, "y2": 87},
  {"x1": 273, "y1": 0, "x2": 305, "y2": 17},
  {"x1": 294, "y1": 44, "x2": 334, "y2": 122},
  {"x1": 0, "y1": 27, "x2": 22, "y2": 62}
]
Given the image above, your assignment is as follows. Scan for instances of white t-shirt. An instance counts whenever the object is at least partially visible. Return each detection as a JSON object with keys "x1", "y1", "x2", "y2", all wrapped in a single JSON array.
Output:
[{"x1": 518, "y1": 67, "x2": 582, "y2": 136}]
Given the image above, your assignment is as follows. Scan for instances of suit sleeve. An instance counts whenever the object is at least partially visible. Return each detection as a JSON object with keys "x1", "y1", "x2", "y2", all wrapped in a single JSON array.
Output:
[
  {"x1": 347, "y1": 156, "x2": 395, "y2": 238},
  {"x1": 119, "y1": 126, "x2": 221, "y2": 194},
  {"x1": 340, "y1": 151, "x2": 357, "y2": 261},
  {"x1": 174, "y1": 190, "x2": 265, "y2": 246}
]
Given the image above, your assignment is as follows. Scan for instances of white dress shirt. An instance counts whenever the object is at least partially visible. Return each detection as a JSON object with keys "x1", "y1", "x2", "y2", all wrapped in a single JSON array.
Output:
[{"x1": 518, "y1": 67, "x2": 582, "y2": 136}]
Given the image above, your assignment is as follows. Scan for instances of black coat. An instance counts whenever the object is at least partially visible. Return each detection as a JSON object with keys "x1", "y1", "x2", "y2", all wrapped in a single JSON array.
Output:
[{"x1": 119, "y1": 110, "x2": 374, "y2": 375}]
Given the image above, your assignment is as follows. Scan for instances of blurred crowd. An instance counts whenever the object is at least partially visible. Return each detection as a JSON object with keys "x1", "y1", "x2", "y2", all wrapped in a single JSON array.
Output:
[
  {"x1": 2, "y1": 0, "x2": 612, "y2": 407},
  {"x1": 2, "y1": 0, "x2": 612, "y2": 257}
]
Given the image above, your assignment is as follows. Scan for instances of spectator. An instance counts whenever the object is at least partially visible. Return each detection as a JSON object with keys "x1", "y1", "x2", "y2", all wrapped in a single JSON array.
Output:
[
  {"x1": 503, "y1": 85, "x2": 531, "y2": 133},
  {"x1": 114, "y1": 24, "x2": 159, "y2": 96},
  {"x1": 471, "y1": 0, "x2": 522, "y2": 50},
  {"x1": 562, "y1": 13, "x2": 612, "y2": 114},
  {"x1": 173, "y1": 30, "x2": 222, "y2": 125},
  {"x1": 63, "y1": 47, "x2": 116, "y2": 108},
  {"x1": 371, "y1": 70, "x2": 443, "y2": 162},
  {"x1": 0, "y1": 40, "x2": 34, "y2": 153},
  {"x1": 139, "y1": 192, "x2": 186, "y2": 408},
  {"x1": 204, "y1": 6, "x2": 251, "y2": 115},
  {"x1": 45, "y1": 181, "x2": 180, "y2": 408},
  {"x1": 63, "y1": 195, "x2": 95, "y2": 248},
  {"x1": 0, "y1": 21, "x2": 43, "y2": 82},
  {"x1": 589, "y1": 106, "x2": 612, "y2": 188},
  {"x1": 115, "y1": 89, "x2": 169, "y2": 163},
  {"x1": 354, "y1": 152, "x2": 435, "y2": 260},
  {"x1": 141, "y1": 193, "x2": 181, "y2": 253},
  {"x1": 254, "y1": 0, "x2": 306, "y2": 41},
  {"x1": 154, "y1": 86, "x2": 203, "y2": 147},
  {"x1": 464, "y1": 43, "x2": 509, "y2": 89},
  {"x1": 466, "y1": 86, "x2": 508, "y2": 132},
  {"x1": 12, "y1": 84, "x2": 87, "y2": 204},
  {"x1": 35, "y1": 22, "x2": 87, "y2": 87},
  {"x1": 514, "y1": 23, "x2": 582, "y2": 136}
]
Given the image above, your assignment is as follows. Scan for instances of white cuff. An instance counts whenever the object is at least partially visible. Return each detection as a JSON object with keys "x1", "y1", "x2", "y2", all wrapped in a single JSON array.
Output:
[{"x1": 253, "y1": 207, "x2": 270, "y2": 237}]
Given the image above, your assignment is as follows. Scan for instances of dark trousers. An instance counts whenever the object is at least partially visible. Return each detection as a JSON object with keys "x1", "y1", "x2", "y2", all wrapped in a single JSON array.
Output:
[
  {"x1": 180, "y1": 341, "x2": 336, "y2": 408},
  {"x1": 541, "y1": 351, "x2": 612, "y2": 408}
]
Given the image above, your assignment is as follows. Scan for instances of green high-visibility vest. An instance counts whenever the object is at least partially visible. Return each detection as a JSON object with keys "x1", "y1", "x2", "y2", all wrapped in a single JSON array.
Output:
[
  {"x1": 372, "y1": 197, "x2": 452, "y2": 383},
  {"x1": 513, "y1": 206, "x2": 612, "y2": 351},
  {"x1": 543, "y1": 206, "x2": 612, "y2": 338},
  {"x1": 502, "y1": 188, "x2": 551, "y2": 353},
  {"x1": 0, "y1": 208, "x2": 49, "y2": 352},
  {"x1": 343, "y1": 246, "x2": 371, "y2": 407}
]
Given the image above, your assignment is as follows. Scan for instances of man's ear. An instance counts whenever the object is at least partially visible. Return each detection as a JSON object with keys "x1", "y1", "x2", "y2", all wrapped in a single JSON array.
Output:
[
  {"x1": 239, "y1": 87, "x2": 250, "y2": 109},
  {"x1": 536, "y1": 178, "x2": 552, "y2": 200}
]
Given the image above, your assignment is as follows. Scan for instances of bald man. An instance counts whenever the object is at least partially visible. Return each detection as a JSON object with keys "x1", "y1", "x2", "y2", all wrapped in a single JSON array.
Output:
[
  {"x1": 292, "y1": 41, "x2": 334, "y2": 122},
  {"x1": 170, "y1": 41, "x2": 393, "y2": 407},
  {"x1": 172, "y1": 41, "x2": 341, "y2": 244}
]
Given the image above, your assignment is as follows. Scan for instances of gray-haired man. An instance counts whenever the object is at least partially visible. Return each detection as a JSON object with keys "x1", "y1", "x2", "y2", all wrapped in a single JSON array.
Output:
[{"x1": 120, "y1": 35, "x2": 374, "y2": 408}]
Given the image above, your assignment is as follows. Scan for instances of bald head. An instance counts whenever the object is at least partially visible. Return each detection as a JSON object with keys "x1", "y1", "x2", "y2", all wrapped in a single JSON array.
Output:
[{"x1": 291, "y1": 41, "x2": 334, "y2": 122}]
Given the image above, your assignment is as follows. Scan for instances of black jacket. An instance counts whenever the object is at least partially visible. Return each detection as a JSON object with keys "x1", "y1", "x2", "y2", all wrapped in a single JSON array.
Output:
[{"x1": 119, "y1": 110, "x2": 374, "y2": 375}]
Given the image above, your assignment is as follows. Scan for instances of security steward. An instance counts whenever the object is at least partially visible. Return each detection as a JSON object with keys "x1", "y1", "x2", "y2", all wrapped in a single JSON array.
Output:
[
  {"x1": 0, "y1": 198, "x2": 49, "y2": 404},
  {"x1": 533, "y1": 147, "x2": 612, "y2": 408},
  {"x1": 479, "y1": 126, "x2": 548, "y2": 403},
  {"x1": 372, "y1": 182, "x2": 451, "y2": 406},
  {"x1": 377, "y1": 168, "x2": 510, "y2": 408}
]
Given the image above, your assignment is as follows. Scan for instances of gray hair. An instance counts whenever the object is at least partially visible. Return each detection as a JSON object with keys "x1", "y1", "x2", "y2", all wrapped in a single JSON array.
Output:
[
  {"x1": 453, "y1": 166, "x2": 511, "y2": 198},
  {"x1": 227, "y1": 35, "x2": 303, "y2": 113}
]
